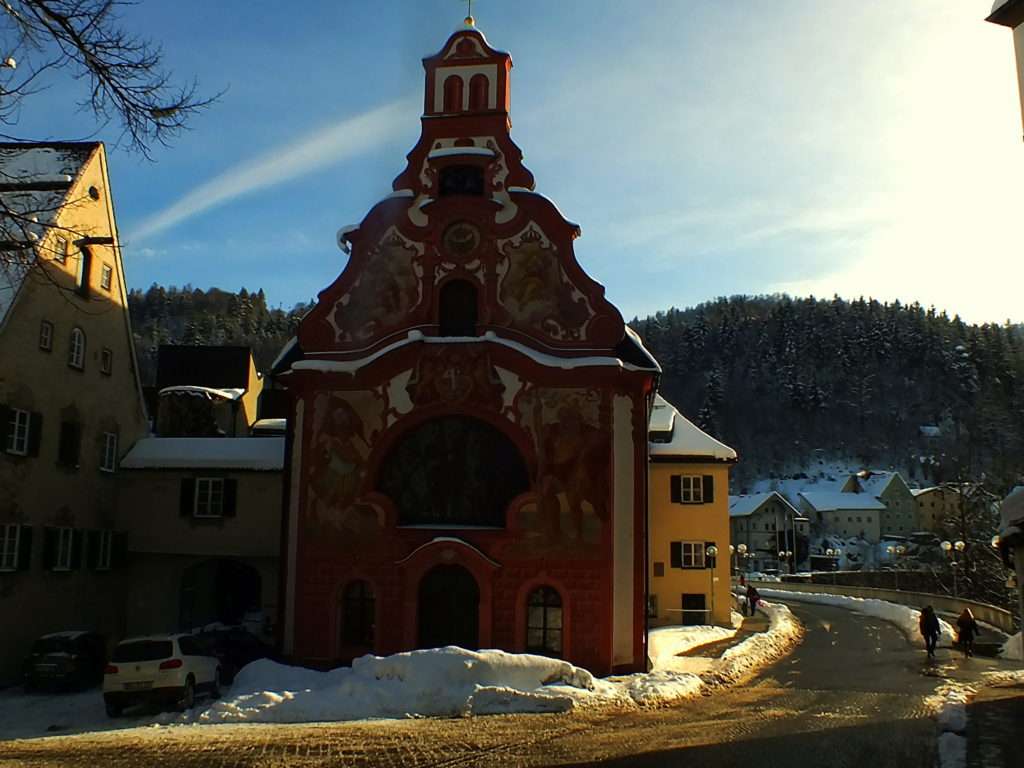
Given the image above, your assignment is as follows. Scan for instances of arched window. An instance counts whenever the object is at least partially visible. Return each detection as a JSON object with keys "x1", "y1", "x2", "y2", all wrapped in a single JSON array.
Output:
[
  {"x1": 341, "y1": 580, "x2": 375, "y2": 646},
  {"x1": 443, "y1": 75, "x2": 463, "y2": 113},
  {"x1": 526, "y1": 587, "x2": 563, "y2": 657},
  {"x1": 468, "y1": 74, "x2": 489, "y2": 111},
  {"x1": 439, "y1": 165, "x2": 484, "y2": 197},
  {"x1": 68, "y1": 327, "x2": 86, "y2": 369},
  {"x1": 438, "y1": 280, "x2": 478, "y2": 337},
  {"x1": 378, "y1": 416, "x2": 529, "y2": 528}
]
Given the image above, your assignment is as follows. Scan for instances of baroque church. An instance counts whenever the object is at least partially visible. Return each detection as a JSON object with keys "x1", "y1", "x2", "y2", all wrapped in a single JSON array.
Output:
[{"x1": 275, "y1": 18, "x2": 660, "y2": 674}]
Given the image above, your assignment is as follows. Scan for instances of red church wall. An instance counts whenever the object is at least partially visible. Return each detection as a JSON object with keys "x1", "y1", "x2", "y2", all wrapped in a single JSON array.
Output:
[{"x1": 279, "y1": 22, "x2": 657, "y2": 676}]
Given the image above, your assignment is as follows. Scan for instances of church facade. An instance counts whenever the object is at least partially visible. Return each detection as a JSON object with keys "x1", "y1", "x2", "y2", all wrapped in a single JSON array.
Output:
[{"x1": 276, "y1": 20, "x2": 659, "y2": 674}]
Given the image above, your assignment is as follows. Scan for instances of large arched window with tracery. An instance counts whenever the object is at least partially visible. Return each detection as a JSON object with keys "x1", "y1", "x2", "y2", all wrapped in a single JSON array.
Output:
[
  {"x1": 377, "y1": 416, "x2": 529, "y2": 527},
  {"x1": 341, "y1": 580, "x2": 375, "y2": 646},
  {"x1": 526, "y1": 586, "x2": 563, "y2": 657}
]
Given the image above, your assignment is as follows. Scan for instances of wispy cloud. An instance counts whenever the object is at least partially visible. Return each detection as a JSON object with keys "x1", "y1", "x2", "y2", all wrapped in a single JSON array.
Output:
[{"x1": 129, "y1": 98, "x2": 416, "y2": 242}]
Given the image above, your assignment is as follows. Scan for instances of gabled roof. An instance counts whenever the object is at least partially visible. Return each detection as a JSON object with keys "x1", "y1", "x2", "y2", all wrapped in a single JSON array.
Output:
[
  {"x1": 853, "y1": 470, "x2": 906, "y2": 497},
  {"x1": 0, "y1": 143, "x2": 97, "y2": 326},
  {"x1": 648, "y1": 394, "x2": 737, "y2": 463},
  {"x1": 728, "y1": 491, "x2": 798, "y2": 518},
  {"x1": 156, "y1": 345, "x2": 255, "y2": 390},
  {"x1": 799, "y1": 491, "x2": 886, "y2": 512}
]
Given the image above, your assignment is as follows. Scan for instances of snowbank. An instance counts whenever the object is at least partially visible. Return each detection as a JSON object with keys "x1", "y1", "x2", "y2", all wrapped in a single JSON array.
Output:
[
  {"x1": 927, "y1": 683, "x2": 974, "y2": 768},
  {"x1": 203, "y1": 647, "x2": 590, "y2": 723},
  {"x1": 757, "y1": 589, "x2": 956, "y2": 647},
  {"x1": 1000, "y1": 631, "x2": 1022, "y2": 661},
  {"x1": 714, "y1": 601, "x2": 803, "y2": 685},
  {"x1": 647, "y1": 624, "x2": 737, "y2": 669}
]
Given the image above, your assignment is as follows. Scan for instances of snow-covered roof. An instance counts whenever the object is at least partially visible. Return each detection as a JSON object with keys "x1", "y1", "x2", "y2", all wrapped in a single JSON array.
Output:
[
  {"x1": 729, "y1": 492, "x2": 797, "y2": 518},
  {"x1": 912, "y1": 486, "x2": 940, "y2": 497},
  {"x1": 40, "y1": 630, "x2": 89, "y2": 640},
  {"x1": 798, "y1": 491, "x2": 886, "y2": 512},
  {"x1": 918, "y1": 425, "x2": 941, "y2": 438},
  {"x1": 648, "y1": 395, "x2": 737, "y2": 462},
  {"x1": 427, "y1": 146, "x2": 496, "y2": 160},
  {"x1": 292, "y1": 330, "x2": 656, "y2": 376},
  {"x1": 158, "y1": 385, "x2": 246, "y2": 401},
  {"x1": 854, "y1": 470, "x2": 901, "y2": 497},
  {"x1": 121, "y1": 437, "x2": 284, "y2": 470},
  {"x1": 1001, "y1": 486, "x2": 1024, "y2": 540},
  {"x1": 0, "y1": 143, "x2": 95, "y2": 326}
]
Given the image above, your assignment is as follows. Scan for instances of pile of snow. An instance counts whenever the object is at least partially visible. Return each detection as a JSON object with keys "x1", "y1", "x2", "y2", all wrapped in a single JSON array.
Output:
[
  {"x1": 1000, "y1": 631, "x2": 1022, "y2": 661},
  {"x1": 202, "y1": 647, "x2": 589, "y2": 723},
  {"x1": 757, "y1": 588, "x2": 956, "y2": 647},
  {"x1": 647, "y1": 624, "x2": 737, "y2": 670},
  {"x1": 927, "y1": 683, "x2": 974, "y2": 768},
  {"x1": 713, "y1": 601, "x2": 803, "y2": 685}
]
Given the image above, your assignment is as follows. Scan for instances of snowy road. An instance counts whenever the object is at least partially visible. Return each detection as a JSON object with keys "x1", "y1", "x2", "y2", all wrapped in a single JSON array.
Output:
[{"x1": 0, "y1": 601, "x2": 1016, "y2": 767}]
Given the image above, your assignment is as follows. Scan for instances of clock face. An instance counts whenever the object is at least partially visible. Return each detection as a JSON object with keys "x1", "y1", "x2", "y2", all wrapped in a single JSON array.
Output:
[{"x1": 442, "y1": 221, "x2": 481, "y2": 259}]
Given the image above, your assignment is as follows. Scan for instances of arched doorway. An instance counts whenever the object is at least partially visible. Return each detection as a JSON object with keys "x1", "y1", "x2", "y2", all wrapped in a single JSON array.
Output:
[{"x1": 418, "y1": 564, "x2": 479, "y2": 650}]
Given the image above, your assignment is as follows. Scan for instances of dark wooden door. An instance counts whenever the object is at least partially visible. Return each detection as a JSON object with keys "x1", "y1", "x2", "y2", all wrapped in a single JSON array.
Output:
[
  {"x1": 681, "y1": 593, "x2": 707, "y2": 626},
  {"x1": 418, "y1": 565, "x2": 480, "y2": 650}
]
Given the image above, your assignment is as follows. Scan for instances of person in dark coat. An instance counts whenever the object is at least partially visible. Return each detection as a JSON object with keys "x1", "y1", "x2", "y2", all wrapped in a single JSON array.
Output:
[
  {"x1": 919, "y1": 606, "x2": 941, "y2": 658},
  {"x1": 956, "y1": 608, "x2": 979, "y2": 658},
  {"x1": 745, "y1": 585, "x2": 760, "y2": 617}
]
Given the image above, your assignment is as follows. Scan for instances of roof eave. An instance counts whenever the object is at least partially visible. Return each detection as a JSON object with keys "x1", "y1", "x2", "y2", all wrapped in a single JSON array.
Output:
[{"x1": 987, "y1": 0, "x2": 1024, "y2": 27}]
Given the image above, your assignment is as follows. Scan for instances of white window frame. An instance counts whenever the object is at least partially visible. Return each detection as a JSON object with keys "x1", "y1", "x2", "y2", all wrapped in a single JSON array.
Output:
[
  {"x1": 68, "y1": 328, "x2": 85, "y2": 369},
  {"x1": 0, "y1": 524, "x2": 19, "y2": 571},
  {"x1": 680, "y1": 475, "x2": 703, "y2": 503},
  {"x1": 681, "y1": 541, "x2": 705, "y2": 569},
  {"x1": 39, "y1": 320, "x2": 53, "y2": 351},
  {"x1": 5, "y1": 408, "x2": 29, "y2": 456},
  {"x1": 96, "y1": 530, "x2": 112, "y2": 570},
  {"x1": 100, "y1": 432, "x2": 117, "y2": 473},
  {"x1": 100, "y1": 264, "x2": 112, "y2": 291},
  {"x1": 194, "y1": 478, "x2": 225, "y2": 518},
  {"x1": 54, "y1": 527, "x2": 73, "y2": 571}
]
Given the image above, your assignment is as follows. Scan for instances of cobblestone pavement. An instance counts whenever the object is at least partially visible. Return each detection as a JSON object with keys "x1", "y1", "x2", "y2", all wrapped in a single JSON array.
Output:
[{"x1": 1, "y1": 602, "x2": 1018, "y2": 768}]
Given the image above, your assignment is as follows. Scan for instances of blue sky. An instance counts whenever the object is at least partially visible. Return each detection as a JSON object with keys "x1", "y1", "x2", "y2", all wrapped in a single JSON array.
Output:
[{"x1": 16, "y1": 1, "x2": 1024, "y2": 323}]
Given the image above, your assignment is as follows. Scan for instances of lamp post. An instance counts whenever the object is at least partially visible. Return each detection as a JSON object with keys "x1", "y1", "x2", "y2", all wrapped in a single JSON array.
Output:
[
  {"x1": 886, "y1": 544, "x2": 907, "y2": 590},
  {"x1": 941, "y1": 540, "x2": 966, "y2": 598},
  {"x1": 729, "y1": 544, "x2": 736, "y2": 578},
  {"x1": 826, "y1": 548, "x2": 842, "y2": 585},
  {"x1": 706, "y1": 544, "x2": 719, "y2": 624},
  {"x1": 778, "y1": 549, "x2": 793, "y2": 575}
]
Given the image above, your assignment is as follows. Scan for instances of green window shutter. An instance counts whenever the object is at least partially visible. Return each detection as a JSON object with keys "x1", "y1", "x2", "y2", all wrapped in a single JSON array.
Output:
[
  {"x1": 180, "y1": 479, "x2": 196, "y2": 517},
  {"x1": 670, "y1": 475, "x2": 682, "y2": 504},
  {"x1": 670, "y1": 542, "x2": 682, "y2": 568},
  {"x1": 223, "y1": 479, "x2": 238, "y2": 517},
  {"x1": 702, "y1": 475, "x2": 714, "y2": 504},
  {"x1": 71, "y1": 529, "x2": 84, "y2": 570},
  {"x1": 17, "y1": 525, "x2": 33, "y2": 571},
  {"x1": 43, "y1": 527, "x2": 57, "y2": 569},
  {"x1": 112, "y1": 532, "x2": 128, "y2": 569},
  {"x1": 27, "y1": 412, "x2": 43, "y2": 457},
  {"x1": 85, "y1": 530, "x2": 100, "y2": 569}
]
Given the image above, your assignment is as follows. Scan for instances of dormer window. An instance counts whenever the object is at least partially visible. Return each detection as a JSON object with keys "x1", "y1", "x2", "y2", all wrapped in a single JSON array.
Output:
[
  {"x1": 439, "y1": 280, "x2": 478, "y2": 337},
  {"x1": 469, "y1": 74, "x2": 489, "y2": 111},
  {"x1": 439, "y1": 165, "x2": 484, "y2": 197},
  {"x1": 443, "y1": 75, "x2": 463, "y2": 113}
]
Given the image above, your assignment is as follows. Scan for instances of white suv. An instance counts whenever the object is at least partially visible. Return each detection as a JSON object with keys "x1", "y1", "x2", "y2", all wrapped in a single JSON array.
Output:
[{"x1": 103, "y1": 634, "x2": 221, "y2": 716}]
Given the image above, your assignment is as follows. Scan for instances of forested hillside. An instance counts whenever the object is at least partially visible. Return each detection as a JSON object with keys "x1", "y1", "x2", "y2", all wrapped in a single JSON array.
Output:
[
  {"x1": 127, "y1": 284, "x2": 310, "y2": 385},
  {"x1": 632, "y1": 296, "x2": 1024, "y2": 492},
  {"x1": 128, "y1": 286, "x2": 1024, "y2": 493}
]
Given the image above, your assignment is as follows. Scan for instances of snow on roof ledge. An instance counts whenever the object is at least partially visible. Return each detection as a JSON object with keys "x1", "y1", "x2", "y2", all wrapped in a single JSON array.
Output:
[
  {"x1": 648, "y1": 394, "x2": 737, "y2": 462},
  {"x1": 121, "y1": 437, "x2": 284, "y2": 471},
  {"x1": 159, "y1": 385, "x2": 245, "y2": 401}
]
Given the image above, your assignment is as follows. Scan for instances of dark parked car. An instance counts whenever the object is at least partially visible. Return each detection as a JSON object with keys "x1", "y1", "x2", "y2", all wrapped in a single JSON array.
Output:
[
  {"x1": 195, "y1": 627, "x2": 274, "y2": 684},
  {"x1": 23, "y1": 631, "x2": 107, "y2": 691}
]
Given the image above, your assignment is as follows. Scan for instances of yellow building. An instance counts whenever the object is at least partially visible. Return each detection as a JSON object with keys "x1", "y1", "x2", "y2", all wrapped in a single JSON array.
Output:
[
  {"x1": 648, "y1": 395, "x2": 737, "y2": 627},
  {"x1": 0, "y1": 143, "x2": 148, "y2": 683}
]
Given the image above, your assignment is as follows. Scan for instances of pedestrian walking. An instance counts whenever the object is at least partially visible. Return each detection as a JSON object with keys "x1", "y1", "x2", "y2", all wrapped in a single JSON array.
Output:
[
  {"x1": 745, "y1": 584, "x2": 760, "y2": 616},
  {"x1": 739, "y1": 574, "x2": 746, "y2": 588},
  {"x1": 919, "y1": 605, "x2": 940, "y2": 658},
  {"x1": 956, "y1": 608, "x2": 979, "y2": 658}
]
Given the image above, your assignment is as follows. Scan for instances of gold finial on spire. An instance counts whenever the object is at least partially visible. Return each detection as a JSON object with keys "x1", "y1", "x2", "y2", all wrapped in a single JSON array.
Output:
[{"x1": 464, "y1": 0, "x2": 475, "y2": 26}]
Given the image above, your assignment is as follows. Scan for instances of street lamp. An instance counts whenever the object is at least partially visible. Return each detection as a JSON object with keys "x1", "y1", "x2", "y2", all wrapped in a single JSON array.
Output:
[
  {"x1": 706, "y1": 544, "x2": 719, "y2": 624},
  {"x1": 941, "y1": 540, "x2": 966, "y2": 598},
  {"x1": 778, "y1": 549, "x2": 793, "y2": 574},
  {"x1": 826, "y1": 548, "x2": 842, "y2": 585},
  {"x1": 886, "y1": 544, "x2": 907, "y2": 590},
  {"x1": 729, "y1": 544, "x2": 736, "y2": 577}
]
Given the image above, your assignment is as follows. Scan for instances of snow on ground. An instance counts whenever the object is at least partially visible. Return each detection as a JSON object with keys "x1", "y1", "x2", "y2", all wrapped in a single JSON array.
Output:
[
  {"x1": 926, "y1": 683, "x2": 974, "y2": 768},
  {"x1": 0, "y1": 610, "x2": 806, "y2": 736},
  {"x1": 1000, "y1": 631, "x2": 1022, "y2": 661},
  {"x1": 756, "y1": 588, "x2": 956, "y2": 647}
]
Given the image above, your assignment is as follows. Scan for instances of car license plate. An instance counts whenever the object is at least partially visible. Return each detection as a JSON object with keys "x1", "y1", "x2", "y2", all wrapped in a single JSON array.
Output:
[{"x1": 124, "y1": 681, "x2": 152, "y2": 691}]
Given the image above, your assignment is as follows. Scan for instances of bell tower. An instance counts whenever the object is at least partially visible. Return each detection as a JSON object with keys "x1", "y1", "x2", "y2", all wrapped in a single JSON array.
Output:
[{"x1": 423, "y1": 17, "x2": 511, "y2": 117}]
